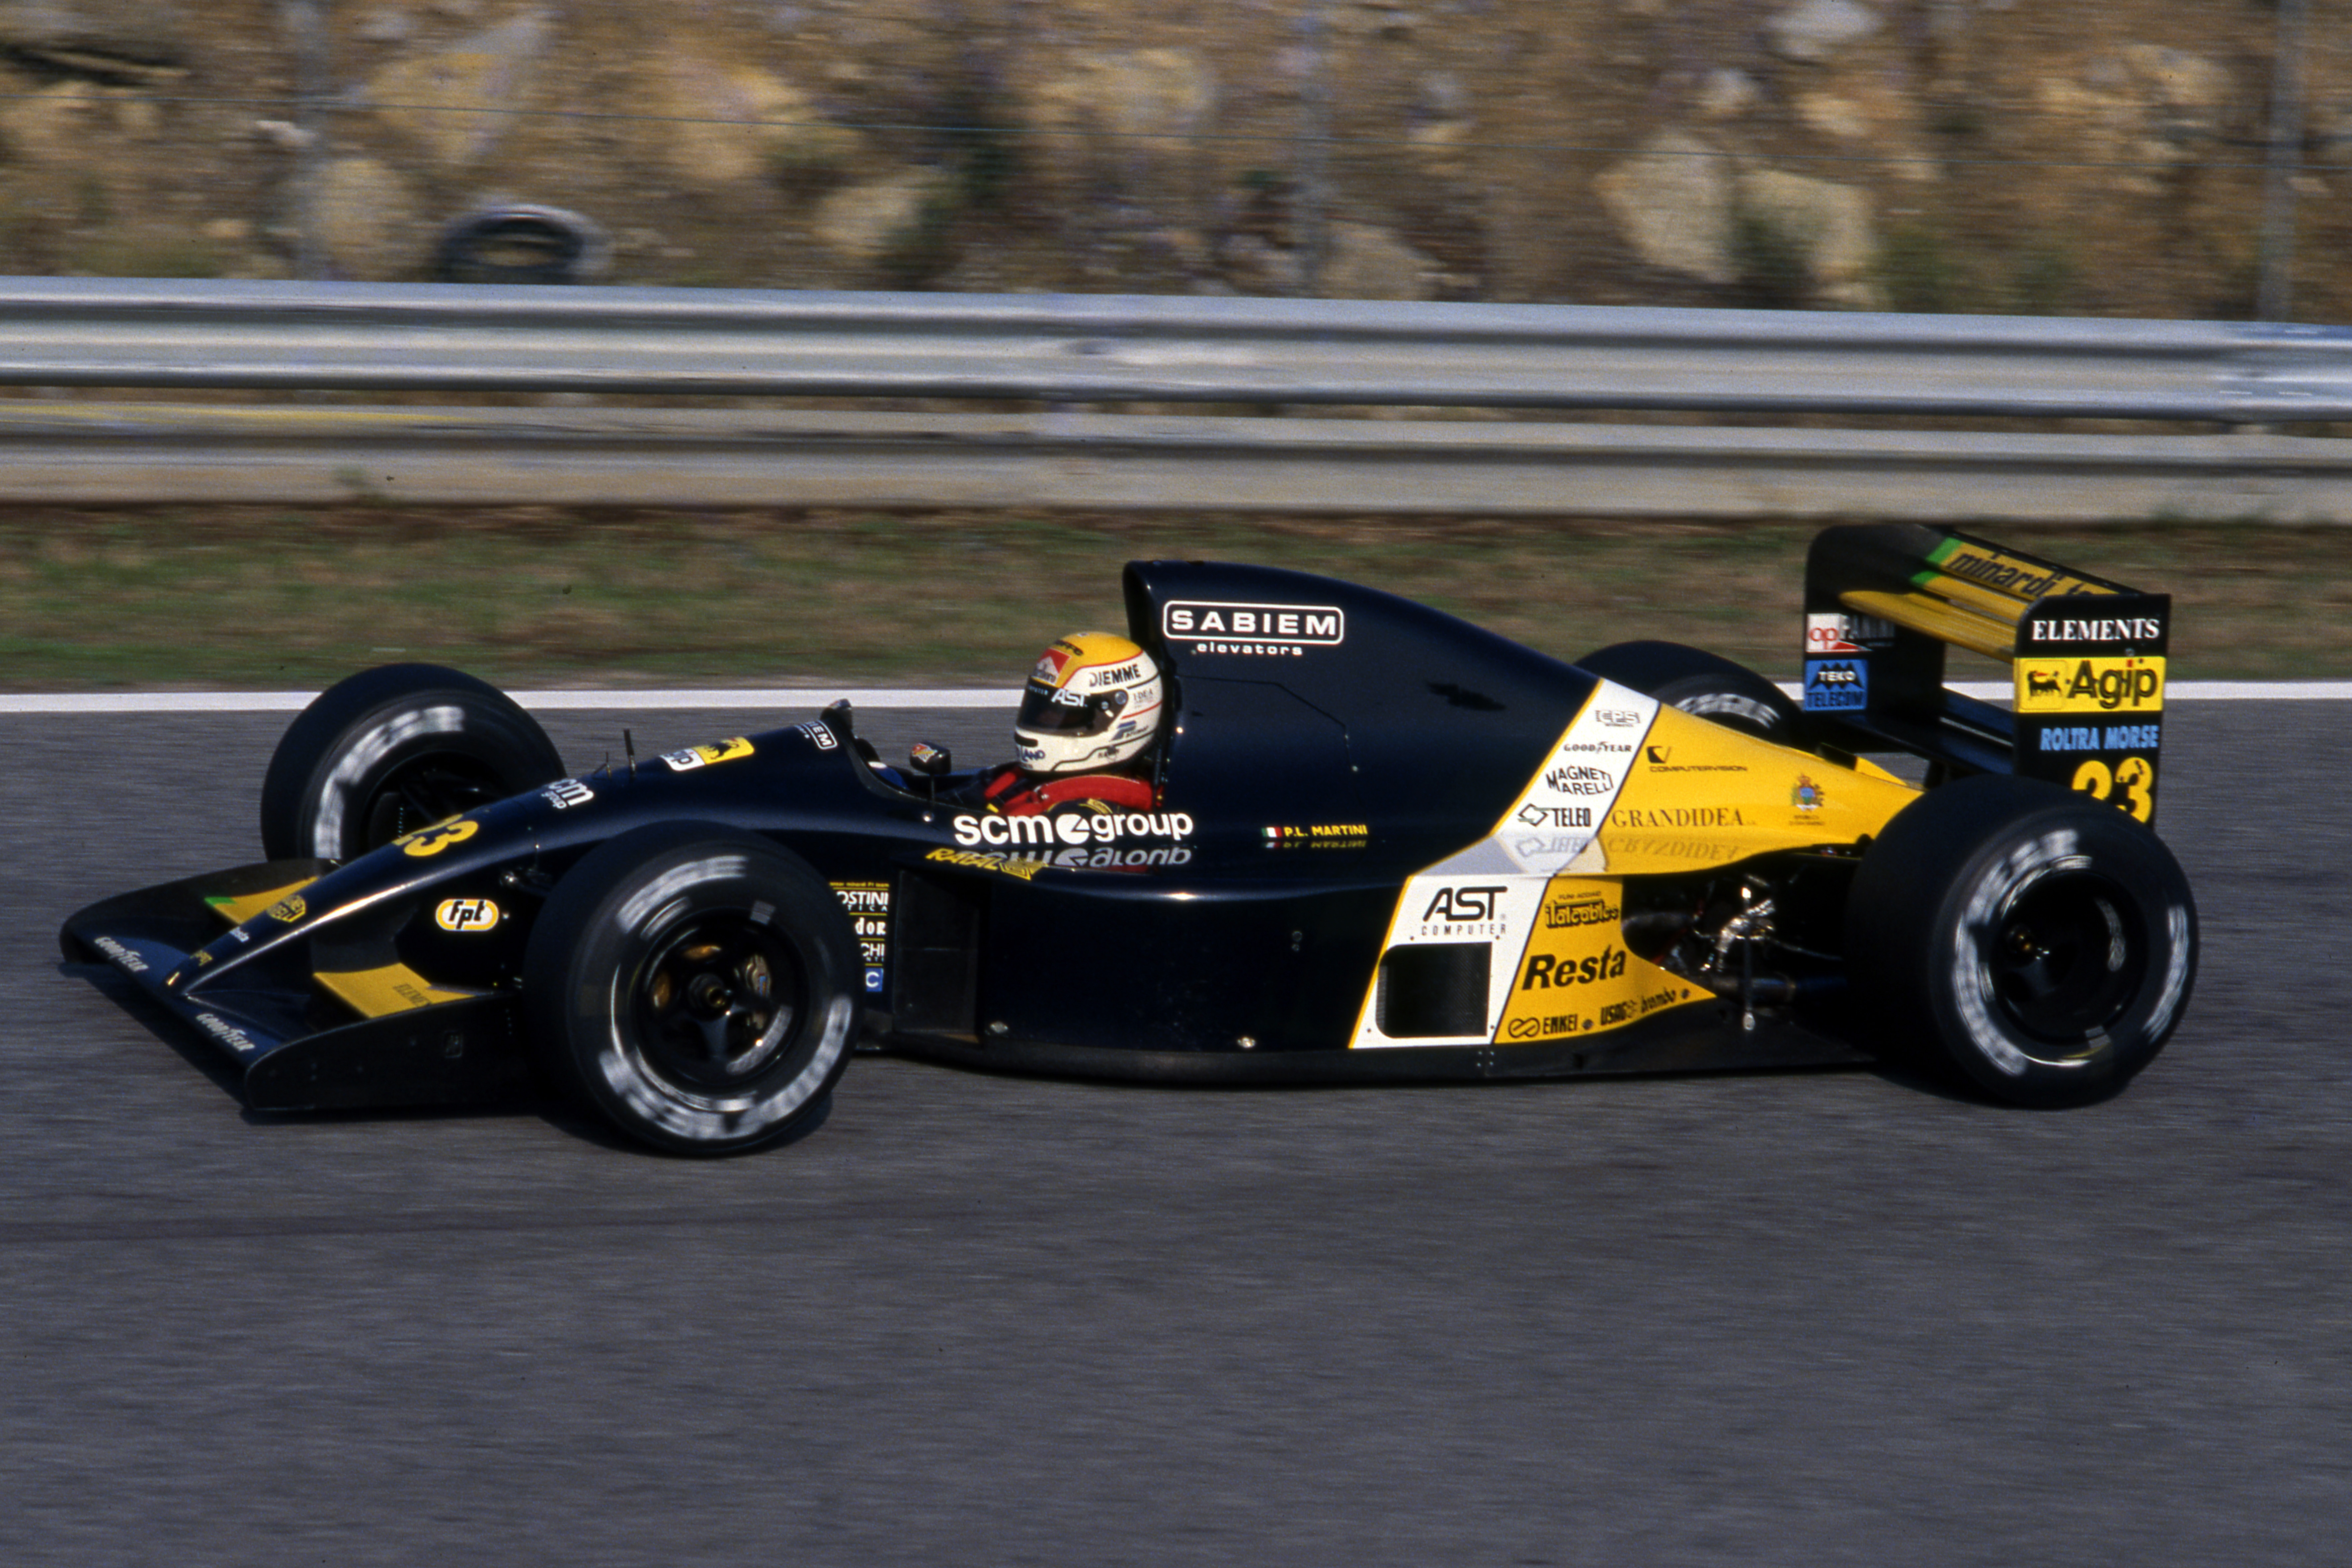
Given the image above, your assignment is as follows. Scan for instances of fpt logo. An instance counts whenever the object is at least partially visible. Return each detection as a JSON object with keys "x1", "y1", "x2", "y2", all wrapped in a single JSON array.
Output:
[
  {"x1": 2016, "y1": 656, "x2": 2166, "y2": 715},
  {"x1": 434, "y1": 898, "x2": 501, "y2": 934}
]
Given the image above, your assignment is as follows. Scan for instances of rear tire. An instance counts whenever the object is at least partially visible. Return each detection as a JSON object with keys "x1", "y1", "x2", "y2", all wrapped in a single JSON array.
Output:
[
  {"x1": 261, "y1": 664, "x2": 567, "y2": 862},
  {"x1": 1844, "y1": 774, "x2": 2197, "y2": 1106},
  {"x1": 523, "y1": 823, "x2": 861, "y2": 1156},
  {"x1": 1574, "y1": 640, "x2": 1802, "y2": 744}
]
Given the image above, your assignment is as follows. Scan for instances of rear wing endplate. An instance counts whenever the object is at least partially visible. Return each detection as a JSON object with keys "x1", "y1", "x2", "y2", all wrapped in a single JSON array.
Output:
[{"x1": 1801, "y1": 524, "x2": 2168, "y2": 825}]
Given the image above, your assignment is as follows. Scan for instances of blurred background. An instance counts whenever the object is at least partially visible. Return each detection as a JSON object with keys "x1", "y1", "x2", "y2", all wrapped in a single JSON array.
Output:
[{"x1": 1, "y1": 0, "x2": 2343, "y2": 319}]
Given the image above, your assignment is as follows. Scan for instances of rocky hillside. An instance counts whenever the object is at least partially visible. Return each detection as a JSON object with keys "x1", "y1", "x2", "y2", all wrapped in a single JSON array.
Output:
[{"x1": 0, "y1": 0, "x2": 2344, "y2": 321}]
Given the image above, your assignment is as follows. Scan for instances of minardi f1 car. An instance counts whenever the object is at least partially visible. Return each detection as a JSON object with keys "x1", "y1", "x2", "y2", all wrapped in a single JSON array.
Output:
[{"x1": 63, "y1": 524, "x2": 2197, "y2": 1154}]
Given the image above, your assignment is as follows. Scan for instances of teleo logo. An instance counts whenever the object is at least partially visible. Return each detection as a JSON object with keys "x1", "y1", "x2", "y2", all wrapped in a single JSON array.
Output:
[
  {"x1": 434, "y1": 897, "x2": 500, "y2": 933},
  {"x1": 2016, "y1": 657, "x2": 2164, "y2": 714},
  {"x1": 1516, "y1": 803, "x2": 1594, "y2": 829},
  {"x1": 1520, "y1": 945, "x2": 1628, "y2": 990},
  {"x1": 953, "y1": 811, "x2": 1194, "y2": 848},
  {"x1": 1162, "y1": 600, "x2": 1343, "y2": 656},
  {"x1": 1423, "y1": 885, "x2": 1506, "y2": 923}
]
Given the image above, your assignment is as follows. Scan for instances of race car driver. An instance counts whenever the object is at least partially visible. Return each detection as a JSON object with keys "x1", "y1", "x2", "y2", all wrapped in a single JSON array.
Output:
[{"x1": 962, "y1": 632, "x2": 1165, "y2": 815}]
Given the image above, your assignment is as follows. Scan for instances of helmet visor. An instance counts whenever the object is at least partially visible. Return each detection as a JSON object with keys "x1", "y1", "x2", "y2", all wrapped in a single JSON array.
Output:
[{"x1": 1016, "y1": 682, "x2": 1127, "y2": 737}]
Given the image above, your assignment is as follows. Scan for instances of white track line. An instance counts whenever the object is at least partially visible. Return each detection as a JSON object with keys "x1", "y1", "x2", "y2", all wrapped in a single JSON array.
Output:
[
  {"x1": 0, "y1": 681, "x2": 2347, "y2": 715},
  {"x1": 0, "y1": 688, "x2": 1023, "y2": 714}
]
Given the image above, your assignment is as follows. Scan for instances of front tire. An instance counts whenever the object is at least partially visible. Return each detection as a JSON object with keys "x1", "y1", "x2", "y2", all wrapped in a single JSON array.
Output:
[
  {"x1": 1574, "y1": 640, "x2": 1803, "y2": 744},
  {"x1": 1844, "y1": 775, "x2": 2197, "y2": 1106},
  {"x1": 524, "y1": 823, "x2": 861, "y2": 1156},
  {"x1": 261, "y1": 663, "x2": 567, "y2": 862}
]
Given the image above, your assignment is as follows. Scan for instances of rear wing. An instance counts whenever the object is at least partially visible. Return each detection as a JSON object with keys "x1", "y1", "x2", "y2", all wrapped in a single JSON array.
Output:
[{"x1": 1801, "y1": 524, "x2": 2168, "y2": 826}]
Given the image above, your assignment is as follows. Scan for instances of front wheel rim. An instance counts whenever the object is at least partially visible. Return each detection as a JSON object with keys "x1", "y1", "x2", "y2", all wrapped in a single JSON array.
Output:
[{"x1": 630, "y1": 912, "x2": 811, "y2": 1092}]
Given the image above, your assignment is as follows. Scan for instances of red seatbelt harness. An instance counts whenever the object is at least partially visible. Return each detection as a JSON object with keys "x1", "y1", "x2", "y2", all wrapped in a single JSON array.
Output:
[{"x1": 977, "y1": 768, "x2": 1158, "y2": 817}]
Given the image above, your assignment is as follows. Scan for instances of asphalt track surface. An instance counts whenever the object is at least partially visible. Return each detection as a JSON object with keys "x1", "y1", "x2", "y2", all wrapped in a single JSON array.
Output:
[{"x1": 5, "y1": 697, "x2": 2347, "y2": 1566}]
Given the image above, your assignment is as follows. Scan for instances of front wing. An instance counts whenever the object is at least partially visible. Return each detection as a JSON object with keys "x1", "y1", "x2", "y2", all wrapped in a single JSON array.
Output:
[{"x1": 61, "y1": 861, "x2": 530, "y2": 1111}]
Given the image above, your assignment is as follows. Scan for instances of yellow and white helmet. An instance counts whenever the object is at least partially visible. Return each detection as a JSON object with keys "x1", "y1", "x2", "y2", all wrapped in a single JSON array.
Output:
[{"x1": 1014, "y1": 632, "x2": 1166, "y2": 775}]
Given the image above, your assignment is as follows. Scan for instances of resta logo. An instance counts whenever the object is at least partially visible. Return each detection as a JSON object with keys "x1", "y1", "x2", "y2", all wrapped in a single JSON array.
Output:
[{"x1": 1520, "y1": 945, "x2": 1628, "y2": 990}]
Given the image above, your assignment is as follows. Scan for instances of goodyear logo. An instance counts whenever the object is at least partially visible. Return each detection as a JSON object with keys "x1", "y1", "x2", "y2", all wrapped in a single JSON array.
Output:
[
  {"x1": 434, "y1": 897, "x2": 500, "y2": 933},
  {"x1": 2016, "y1": 656, "x2": 2165, "y2": 714}
]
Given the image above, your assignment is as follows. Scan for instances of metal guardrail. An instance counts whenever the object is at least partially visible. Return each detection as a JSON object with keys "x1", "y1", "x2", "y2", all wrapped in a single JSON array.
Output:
[
  {"x1": 3, "y1": 403, "x2": 2348, "y2": 520},
  {"x1": 5, "y1": 277, "x2": 2352, "y2": 421}
]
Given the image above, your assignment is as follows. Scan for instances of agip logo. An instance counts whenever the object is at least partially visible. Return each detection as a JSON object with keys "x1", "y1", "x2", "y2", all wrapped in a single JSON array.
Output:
[{"x1": 2016, "y1": 656, "x2": 2165, "y2": 715}]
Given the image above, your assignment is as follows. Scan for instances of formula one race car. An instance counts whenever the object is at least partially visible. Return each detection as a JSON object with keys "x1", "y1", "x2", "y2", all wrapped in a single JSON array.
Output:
[{"x1": 63, "y1": 524, "x2": 2197, "y2": 1154}]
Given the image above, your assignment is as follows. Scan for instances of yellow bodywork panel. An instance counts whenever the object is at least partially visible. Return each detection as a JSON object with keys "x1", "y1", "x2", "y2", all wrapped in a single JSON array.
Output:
[
  {"x1": 1569, "y1": 704, "x2": 1919, "y2": 875},
  {"x1": 1838, "y1": 588, "x2": 2014, "y2": 660},
  {"x1": 1493, "y1": 876, "x2": 1707, "y2": 1045},
  {"x1": 316, "y1": 964, "x2": 482, "y2": 1019},
  {"x1": 204, "y1": 878, "x2": 318, "y2": 927}
]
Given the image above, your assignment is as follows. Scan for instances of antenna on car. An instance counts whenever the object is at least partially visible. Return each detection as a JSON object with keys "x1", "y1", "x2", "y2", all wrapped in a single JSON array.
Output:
[{"x1": 623, "y1": 727, "x2": 637, "y2": 777}]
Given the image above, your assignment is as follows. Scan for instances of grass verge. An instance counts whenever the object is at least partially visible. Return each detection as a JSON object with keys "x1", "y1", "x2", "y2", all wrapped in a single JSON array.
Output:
[{"x1": 2, "y1": 506, "x2": 2345, "y2": 689}]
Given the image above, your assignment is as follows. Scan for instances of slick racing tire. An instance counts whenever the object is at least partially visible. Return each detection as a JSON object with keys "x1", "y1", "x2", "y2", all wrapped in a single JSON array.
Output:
[
  {"x1": 1843, "y1": 775, "x2": 2197, "y2": 1108},
  {"x1": 261, "y1": 664, "x2": 568, "y2": 863},
  {"x1": 523, "y1": 823, "x2": 861, "y2": 1156},
  {"x1": 1573, "y1": 640, "x2": 1803, "y2": 744}
]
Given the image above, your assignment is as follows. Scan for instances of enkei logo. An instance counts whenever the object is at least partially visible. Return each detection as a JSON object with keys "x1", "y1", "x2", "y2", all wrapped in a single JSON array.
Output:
[
  {"x1": 434, "y1": 897, "x2": 500, "y2": 933},
  {"x1": 1422, "y1": 885, "x2": 1506, "y2": 923},
  {"x1": 1520, "y1": 945, "x2": 1628, "y2": 990}
]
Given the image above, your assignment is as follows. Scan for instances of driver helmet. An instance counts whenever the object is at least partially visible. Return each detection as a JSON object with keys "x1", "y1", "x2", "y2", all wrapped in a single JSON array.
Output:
[{"x1": 1014, "y1": 632, "x2": 1165, "y2": 775}]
